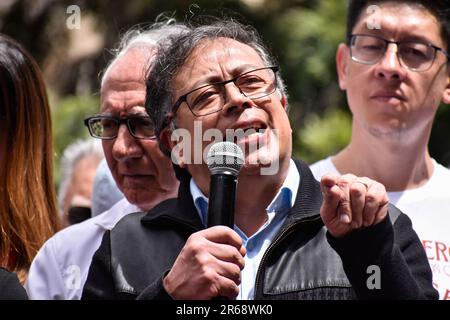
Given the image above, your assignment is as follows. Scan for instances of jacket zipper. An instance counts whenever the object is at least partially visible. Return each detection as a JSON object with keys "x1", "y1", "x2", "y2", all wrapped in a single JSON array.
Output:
[{"x1": 254, "y1": 215, "x2": 322, "y2": 298}]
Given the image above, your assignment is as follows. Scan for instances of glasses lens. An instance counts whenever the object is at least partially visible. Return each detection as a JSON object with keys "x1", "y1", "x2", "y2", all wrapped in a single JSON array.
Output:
[
  {"x1": 351, "y1": 35, "x2": 385, "y2": 64},
  {"x1": 128, "y1": 117, "x2": 156, "y2": 139},
  {"x1": 186, "y1": 84, "x2": 224, "y2": 116},
  {"x1": 399, "y1": 42, "x2": 434, "y2": 71},
  {"x1": 236, "y1": 68, "x2": 276, "y2": 99},
  {"x1": 89, "y1": 117, "x2": 118, "y2": 139}
]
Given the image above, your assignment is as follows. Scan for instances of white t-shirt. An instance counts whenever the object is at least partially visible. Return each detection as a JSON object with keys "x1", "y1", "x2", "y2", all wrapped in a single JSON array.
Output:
[
  {"x1": 25, "y1": 199, "x2": 140, "y2": 300},
  {"x1": 310, "y1": 157, "x2": 450, "y2": 300}
]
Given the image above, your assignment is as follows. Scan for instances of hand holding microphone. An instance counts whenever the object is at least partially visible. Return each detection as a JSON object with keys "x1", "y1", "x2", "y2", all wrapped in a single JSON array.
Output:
[{"x1": 162, "y1": 142, "x2": 247, "y2": 300}]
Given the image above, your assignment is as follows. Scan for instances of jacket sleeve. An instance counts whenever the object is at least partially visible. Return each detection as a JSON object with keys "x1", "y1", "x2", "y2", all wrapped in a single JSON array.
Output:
[
  {"x1": 136, "y1": 271, "x2": 173, "y2": 300},
  {"x1": 81, "y1": 230, "x2": 117, "y2": 300},
  {"x1": 327, "y1": 212, "x2": 438, "y2": 300}
]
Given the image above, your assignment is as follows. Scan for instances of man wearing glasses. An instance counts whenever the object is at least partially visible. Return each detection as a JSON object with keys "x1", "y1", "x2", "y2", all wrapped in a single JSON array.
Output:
[
  {"x1": 82, "y1": 19, "x2": 436, "y2": 300},
  {"x1": 311, "y1": 1, "x2": 450, "y2": 299},
  {"x1": 25, "y1": 23, "x2": 184, "y2": 299}
]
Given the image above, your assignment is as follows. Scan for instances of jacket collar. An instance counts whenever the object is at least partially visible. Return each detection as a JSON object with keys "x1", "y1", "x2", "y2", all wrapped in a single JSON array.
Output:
[
  {"x1": 140, "y1": 159, "x2": 322, "y2": 231},
  {"x1": 281, "y1": 159, "x2": 323, "y2": 228},
  {"x1": 140, "y1": 174, "x2": 204, "y2": 232}
]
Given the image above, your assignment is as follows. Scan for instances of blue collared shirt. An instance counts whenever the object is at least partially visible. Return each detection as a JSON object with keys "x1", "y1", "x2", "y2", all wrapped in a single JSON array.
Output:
[{"x1": 190, "y1": 159, "x2": 300, "y2": 299}]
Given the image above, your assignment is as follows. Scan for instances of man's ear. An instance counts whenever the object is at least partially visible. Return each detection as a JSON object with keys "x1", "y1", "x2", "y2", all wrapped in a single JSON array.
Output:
[
  {"x1": 336, "y1": 43, "x2": 350, "y2": 91},
  {"x1": 443, "y1": 66, "x2": 450, "y2": 104},
  {"x1": 160, "y1": 127, "x2": 186, "y2": 168}
]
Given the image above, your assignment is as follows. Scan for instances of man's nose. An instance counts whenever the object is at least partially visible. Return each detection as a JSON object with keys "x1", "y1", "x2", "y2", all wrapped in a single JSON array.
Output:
[
  {"x1": 374, "y1": 44, "x2": 407, "y2": 80},
  {"x1": 111, "y1": 124, "x2": 142, "y2": 162},
  {"x1": 222, "y1": 82, "x2": 253, "y2": 114}
]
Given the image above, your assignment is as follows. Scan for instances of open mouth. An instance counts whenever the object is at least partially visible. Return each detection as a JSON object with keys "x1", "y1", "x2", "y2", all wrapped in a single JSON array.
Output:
[{"x1": 223, "y1": 126, "x2": 271, "y2": 161}]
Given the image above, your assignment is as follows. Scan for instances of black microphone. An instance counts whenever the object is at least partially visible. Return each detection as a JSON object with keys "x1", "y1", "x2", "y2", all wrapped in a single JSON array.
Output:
[{"x1": 206, "y1": 142, "x2": 244, "y2": 228}]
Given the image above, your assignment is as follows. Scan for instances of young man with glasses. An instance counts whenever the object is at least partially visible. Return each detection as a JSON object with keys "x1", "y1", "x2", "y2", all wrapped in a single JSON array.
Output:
[
  {"x1": 311, "y1": 1, "x2": 450, "y2": 299},
  {"x1": 82, "y1": 19, "x2": 436, "y2": 300}
]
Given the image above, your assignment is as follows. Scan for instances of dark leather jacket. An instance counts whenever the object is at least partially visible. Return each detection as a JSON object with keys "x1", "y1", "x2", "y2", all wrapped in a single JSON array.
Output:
[
  {"x1": 82, "y1": 160, "x2": 437, "y2": 300},
  {"x1": 0, "y1": 267, "x2": 28, "y2": 300}
]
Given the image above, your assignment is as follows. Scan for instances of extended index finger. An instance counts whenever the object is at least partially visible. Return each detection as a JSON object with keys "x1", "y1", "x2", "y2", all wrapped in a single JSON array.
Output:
[{"x1": 320, "y1": 174, "x2": 349, "y2": 223}]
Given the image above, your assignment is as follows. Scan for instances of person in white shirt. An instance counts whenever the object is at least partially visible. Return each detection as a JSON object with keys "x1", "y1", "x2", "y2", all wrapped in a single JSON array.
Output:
[
  {"x1": 310, "y1": 0, "x2": 450, "y2": 299},
  {"x1": 25, "y1": 21, "x2": 186, "y2": 299}
]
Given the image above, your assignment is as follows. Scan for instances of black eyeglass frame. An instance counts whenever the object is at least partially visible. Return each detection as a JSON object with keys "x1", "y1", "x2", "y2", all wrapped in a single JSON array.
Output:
[
  {"x1": 84, "y1": 115, "x2": 157, "y2": 140},
  {"x1": 348, "y1": 34, "x2": 450, "y2": 72},
  {"x1": 171, "y1": 65, "x2": 280, "y2": 117}
]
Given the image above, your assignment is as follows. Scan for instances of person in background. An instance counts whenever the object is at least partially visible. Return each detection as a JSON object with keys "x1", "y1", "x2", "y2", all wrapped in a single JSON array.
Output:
[
  {"x1": 25, "y1": 21, "x2": 185, "y2": 300},
  {"x1": 58, "y1": 139, "x2": 104, "y2": 227},
  {"x1": 90, "y1": 159, "x2": 124, "y2": 217},
  {"x1": 310, "y1": 0, "x2": 450, "y2": 299},
  {"x1": 0, "y1": 33, "x2": 59, "y2": 284},
  {"x1": 82, "y1": 18, "x2": 436, "y2": 300}
]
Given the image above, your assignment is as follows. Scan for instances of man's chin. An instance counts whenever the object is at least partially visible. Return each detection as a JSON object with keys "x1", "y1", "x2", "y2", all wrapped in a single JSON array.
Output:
[{"x1": 122, "y1": 189, "x2": 151, "y2": 209}]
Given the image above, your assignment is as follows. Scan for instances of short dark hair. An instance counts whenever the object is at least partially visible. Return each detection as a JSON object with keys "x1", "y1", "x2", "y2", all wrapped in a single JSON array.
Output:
[
  {"x1": 346, "y1": 0, "x2": 450, "y2": 50},
  {"x1": 144, "y1": 17, "x2": 286, "y2": 138}
]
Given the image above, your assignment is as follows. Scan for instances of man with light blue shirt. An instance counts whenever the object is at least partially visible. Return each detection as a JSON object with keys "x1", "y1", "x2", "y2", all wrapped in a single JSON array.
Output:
[
  {"x1": 190, "y1": 159, "x2": 299, "y2": 299},
  {"x1": 82, "y1": 18, "x2": 437, "y2": 300}
]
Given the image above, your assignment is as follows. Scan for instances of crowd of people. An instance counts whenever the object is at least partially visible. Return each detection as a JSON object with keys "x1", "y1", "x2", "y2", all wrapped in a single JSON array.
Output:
[{"x1": 0, "y1": 0, "x2": 449, "y2": 300}]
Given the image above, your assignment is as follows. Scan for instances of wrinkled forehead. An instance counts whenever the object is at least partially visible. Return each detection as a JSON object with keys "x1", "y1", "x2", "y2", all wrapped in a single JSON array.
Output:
[
  {"x1": 172, "y1": 37, "x2": 266, "y2": 92},
  {"x1": 188, "y1": 37, "x2": 264, "y2": 65}
]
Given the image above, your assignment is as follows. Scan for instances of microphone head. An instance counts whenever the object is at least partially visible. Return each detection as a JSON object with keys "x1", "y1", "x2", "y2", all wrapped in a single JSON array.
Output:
[{"x1": 207, "y1": 141, "x2": 244, "y2": 176}]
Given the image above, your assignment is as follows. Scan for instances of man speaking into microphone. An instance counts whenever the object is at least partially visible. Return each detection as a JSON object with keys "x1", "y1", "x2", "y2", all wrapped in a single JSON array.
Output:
[{"x1": 82, "y1": 18, "x2": 437, "y2": 300}]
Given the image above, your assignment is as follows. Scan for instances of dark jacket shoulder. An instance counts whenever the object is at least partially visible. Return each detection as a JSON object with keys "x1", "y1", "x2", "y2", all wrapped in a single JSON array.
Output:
[{"x1": 0, "y1": 268, "x2": 27, "y2": 300}]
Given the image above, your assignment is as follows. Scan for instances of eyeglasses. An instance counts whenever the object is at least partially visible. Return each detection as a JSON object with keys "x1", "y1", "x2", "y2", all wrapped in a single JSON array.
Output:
[
  {"x1": 348, "y1": 34, "x2": 450, "y2": 72},
  {"x1": 84, "y1": 115, "x2": 156, "y2": 140},
  {"x1": 172, "y1": 66, "x2": 279, "y2": 117}
]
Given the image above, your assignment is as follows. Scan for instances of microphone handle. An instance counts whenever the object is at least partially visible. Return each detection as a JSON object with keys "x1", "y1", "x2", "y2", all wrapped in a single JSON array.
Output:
[{"x1": 207, "y1": 174, "x2": 237, "y2": 228}]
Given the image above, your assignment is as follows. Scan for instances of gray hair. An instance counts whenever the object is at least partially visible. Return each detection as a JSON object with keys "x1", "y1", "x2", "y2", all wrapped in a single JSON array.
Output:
[
  {"x1": 145, "y1": 18, "x2": 288, "y2": 138},
  {"x1": 100, "y1": 18, "x2": 190, "y2": 88},
  {"x1": 58, "y1": 139, "x2": 104, "y2": 215}
]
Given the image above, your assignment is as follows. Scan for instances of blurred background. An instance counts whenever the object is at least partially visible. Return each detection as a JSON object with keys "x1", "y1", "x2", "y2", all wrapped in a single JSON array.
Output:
[{"x1": 1, "y1": 0, "x2": 449, "y2": 187}]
